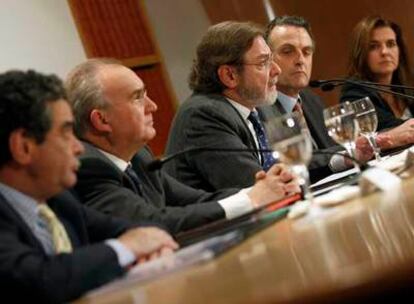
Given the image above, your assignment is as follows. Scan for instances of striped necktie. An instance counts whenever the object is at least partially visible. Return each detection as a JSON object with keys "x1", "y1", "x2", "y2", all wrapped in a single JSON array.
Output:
[
  {"x1": 293, "y1": 99, "x2": 318, "y2": 149},
  {"x1": 248, "y1": 111, "x2": 276, "y2": 171},
  {"x1": 38, "y1": 204, "x2": 72, "y2": 254}
]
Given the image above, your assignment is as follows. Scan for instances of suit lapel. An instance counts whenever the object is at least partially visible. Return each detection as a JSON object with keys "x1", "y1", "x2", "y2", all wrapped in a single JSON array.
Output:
[
  {"x1": 0, "y1": 193, "x2": 47, "y2": 253},
  {"x1": 223, "y1": 98, "x2": 261, "y2": 161},
  {"x1": 81, "y1": 141, "x2": 140, "y2": 194}
]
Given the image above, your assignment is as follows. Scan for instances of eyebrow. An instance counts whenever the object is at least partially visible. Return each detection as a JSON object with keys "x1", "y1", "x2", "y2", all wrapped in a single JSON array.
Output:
[
  {"x1": 60, "y1": 120, "x2": 75, "y2": 130},
  {"x1": 278, "y1": 43, "x2": 314, "y2": 50},
  {"x1": 131, "y1": 85, "x2": 146, "y2": 98},
  {"x1": 370, "y1": 38, "x2": 396, "y2": 43},
  {"x1": 253, "y1": 53, "x2": 272, "y2": 60}
]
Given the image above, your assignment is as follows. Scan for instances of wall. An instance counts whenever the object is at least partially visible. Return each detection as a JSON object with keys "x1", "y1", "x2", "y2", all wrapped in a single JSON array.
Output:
[
  {"x1": 0, "y1": 0, "x2": 86, "y2": 78},
  {"x1": 143, "y1": 0, "x2": 211, "y2": 103}
]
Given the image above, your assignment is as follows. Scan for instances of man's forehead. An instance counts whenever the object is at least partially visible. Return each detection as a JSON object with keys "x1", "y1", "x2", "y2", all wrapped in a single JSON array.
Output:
[
  {"x1": 48, "y1": 99, "x2": 74, "y2": 125},
  {"x1": 100, "y1": 65, "x2": 144, "y2": 92},
  {"x1": 244, "y1": 36, "x2": 272, "y2": 58},
  {"x1": 270, "y1": 25, "x2": 312, "y2": 45}
]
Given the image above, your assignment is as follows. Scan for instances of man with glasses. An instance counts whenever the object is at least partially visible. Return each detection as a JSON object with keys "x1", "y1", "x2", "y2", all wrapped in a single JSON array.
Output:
[{"x1": 165, "y1": 21, "x2": 282, "y2": 191}]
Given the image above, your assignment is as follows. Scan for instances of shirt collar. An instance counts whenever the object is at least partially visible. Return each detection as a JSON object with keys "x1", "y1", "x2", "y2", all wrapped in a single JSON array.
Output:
[
  {"x1": 226, "y1": 98, "x2": 256, "y2": 120},
  {"x1": 0, "y1": 182, "x2": 41, "y2": 216},
  {"x1": 278, "y1": 91, "x2": 300, "y2": 113},
  {"x1": 98, "y1": 148, "x2": 130, "y2": 172}
]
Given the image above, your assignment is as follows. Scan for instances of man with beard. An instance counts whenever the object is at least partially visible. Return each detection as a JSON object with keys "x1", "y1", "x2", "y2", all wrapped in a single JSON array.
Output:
[{"x1": 164, "y1": 21, "x2": 282, "y2": 191}]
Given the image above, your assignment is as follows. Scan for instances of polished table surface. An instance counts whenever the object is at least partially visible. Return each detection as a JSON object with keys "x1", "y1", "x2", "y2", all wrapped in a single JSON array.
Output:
[{"x1": 77, "y1": 173, "x2": 414, "y2": 304}]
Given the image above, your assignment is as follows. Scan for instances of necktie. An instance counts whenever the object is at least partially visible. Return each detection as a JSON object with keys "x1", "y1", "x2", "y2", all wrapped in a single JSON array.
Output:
[
  {"x1": 292, "y1": 100, "x2": 318, "y2": 149},
  {"x1": 292, "y1": 100, "x2": 304, "y2": 115},
  {"x1": 125, "y1": 165, "x2": 143, "y2": 195},
  {"x1": 38, "y1": 204, "x2": 72, "y2": 254},
  {"x1": 248, "y1": 111, "x2": 276, "y2": 171}
]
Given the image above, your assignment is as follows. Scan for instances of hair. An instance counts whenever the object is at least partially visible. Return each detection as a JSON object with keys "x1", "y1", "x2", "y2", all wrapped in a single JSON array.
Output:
[
  {"x1": 0, "y1": 70, "x2": 66, "y2": 166},
  {"x1": 65, "y1": 58, "x2": 121, "y2": 138},
  {"x1": 264, "y1": 15, "x2": 314, "y2": 47},
  {"x1": 347, "y1": 15, "x2": 411, "y2": 86},
  {"x1": 189, "y1": 21, "x2": 264, "y2": 94}
]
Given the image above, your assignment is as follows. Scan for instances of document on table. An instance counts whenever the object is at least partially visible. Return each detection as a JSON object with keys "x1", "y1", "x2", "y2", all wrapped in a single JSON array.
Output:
[{"x1": 87, "y1": 231, "x2": 243, "y2": 297}]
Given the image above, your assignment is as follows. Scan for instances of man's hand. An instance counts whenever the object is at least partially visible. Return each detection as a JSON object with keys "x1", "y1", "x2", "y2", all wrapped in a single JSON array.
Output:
[
  {"x1": 118, "y1": 227, "x2": 178, "y2": 263},
  {"x1": 353, "y1": 136, "x2": 374, "y2": 164},
  {"x1": 378, "y1": 119, "x2": 414, "y2": 150},
  {"x1": 247, "y1": 164, "x2": 300, "y2": 207},
  {"x1": 346, "y1": 133, "x2": 392, "y2": 167}
]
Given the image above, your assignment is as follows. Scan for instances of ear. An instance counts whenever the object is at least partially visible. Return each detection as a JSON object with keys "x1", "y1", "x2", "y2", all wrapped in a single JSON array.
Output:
[
  {"x1": 90, "y1": 109, "x2": 112, "y2": 133},
  {"x1": 8, "y1": 129, "x2": 36, "y2": 165},
  {"x1": 217, "y1": 65, "x2": 240, "y2": 89}
]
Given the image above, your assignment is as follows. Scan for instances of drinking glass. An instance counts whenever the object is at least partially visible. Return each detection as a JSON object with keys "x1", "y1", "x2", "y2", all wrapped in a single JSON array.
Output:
[
  {"x1": 265, "y1": 112, "x2": 313, "y2": 201},
  {"x1": 352, "y1": 97, "x2": 381, "y2": 162},
  {"x1": 323, "y1": 101, "x2": 360, "y2": 172}
]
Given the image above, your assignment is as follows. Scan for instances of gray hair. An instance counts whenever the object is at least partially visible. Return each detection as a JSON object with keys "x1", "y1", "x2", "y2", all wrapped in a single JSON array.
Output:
[{"x1": 65, "y1": 58, "x2": 121, "y2": 138}]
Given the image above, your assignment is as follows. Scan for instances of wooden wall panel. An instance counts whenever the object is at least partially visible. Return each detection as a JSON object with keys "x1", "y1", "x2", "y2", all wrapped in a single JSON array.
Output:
[
  {"x1": 271, "y1": 0, "x2": 414, "y2": 105},
  {"x1": 68, "y1": 0, "x2": 176, "y2": 156},
  {"x1": 201, "y1": 0, "x2": 268, "y2": 25}
]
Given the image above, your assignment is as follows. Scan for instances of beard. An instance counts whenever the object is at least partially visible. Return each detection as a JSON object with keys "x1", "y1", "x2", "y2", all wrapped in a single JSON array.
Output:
[{"x1": 237, "y1": 83, "x2": 277, "y2": 106}]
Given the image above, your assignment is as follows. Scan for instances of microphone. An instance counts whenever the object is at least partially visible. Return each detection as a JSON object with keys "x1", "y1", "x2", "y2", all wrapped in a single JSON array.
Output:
[
  {"x1": 310, "y1": 78, "x2": 414, "y2": 100},
  {"x1": 146, "y1": 145, "x2": 367, "y2": 171}
]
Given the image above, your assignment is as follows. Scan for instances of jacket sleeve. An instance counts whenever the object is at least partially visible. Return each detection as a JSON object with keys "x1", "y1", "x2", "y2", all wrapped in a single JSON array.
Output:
[
  {"x1": 75, "y1": 156, "x2": 227, "y2": 234},
  {"x1": 165, "y1": 101, "x2": 263, "y2": 191},
  {"x1": 0, "y1": 211, "x2": 125, "y2": 303},
  {"x1": 340, "y1": 82, "x2": 405, "y2": 130}
]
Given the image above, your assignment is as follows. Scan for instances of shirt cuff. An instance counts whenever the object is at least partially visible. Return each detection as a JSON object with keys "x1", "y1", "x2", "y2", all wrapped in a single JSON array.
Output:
[
  {"x1": 218, "y1": 187, "x2": 253, "y2": 220},
  {"x1": 329, "y1": 153, "x2": 348, "y2": 172},
  {"x1": 105, "y1": 239, "x2": 136, "y2": 268}
]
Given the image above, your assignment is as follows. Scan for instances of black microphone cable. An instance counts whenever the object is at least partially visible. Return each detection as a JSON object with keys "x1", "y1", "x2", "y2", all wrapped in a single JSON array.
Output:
[{"x1": 146, "y1": 145, "x2": 368, "y2": 171}]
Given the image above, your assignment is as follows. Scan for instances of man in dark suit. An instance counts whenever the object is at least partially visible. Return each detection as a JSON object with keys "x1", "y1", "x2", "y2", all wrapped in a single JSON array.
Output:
[
  {"x1": 0, "y1": 70, "x2": 178, "y2": 303},
  {"x1": 164, "y1": 21, "x2": 283, "y2": 191},
  {"x1": 65, "y1": 58, "x2": 299, "y2": 234},
  {"x1": 263, "y1": 15, "x2": 381, "y2": 182}
]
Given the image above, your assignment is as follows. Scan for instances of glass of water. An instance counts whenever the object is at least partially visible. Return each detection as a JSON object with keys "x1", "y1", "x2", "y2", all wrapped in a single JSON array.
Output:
[
  {"x1": 266, "y1": 112, "x2": 313, "y2": 201},
  {"x1": 323, "y1": 101, "x2": 360, "y2": 172},
  {"x1": 352, "y1": 97, "x2": 381, "y2": 162}
]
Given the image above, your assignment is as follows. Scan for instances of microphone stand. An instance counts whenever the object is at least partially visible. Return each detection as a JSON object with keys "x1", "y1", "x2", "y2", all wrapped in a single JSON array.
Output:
[
  {"x1": 310, "y1": 78, "x2": 414, "y2": 101},
  {"x1": 147, "y1": 145, "x2": 367, "y2": 171}
]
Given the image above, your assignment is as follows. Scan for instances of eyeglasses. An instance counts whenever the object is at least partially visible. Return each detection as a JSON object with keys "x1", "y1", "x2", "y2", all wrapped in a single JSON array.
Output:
[{"x1": 242, "y1": 54, "x2": 274, "y2": 69}]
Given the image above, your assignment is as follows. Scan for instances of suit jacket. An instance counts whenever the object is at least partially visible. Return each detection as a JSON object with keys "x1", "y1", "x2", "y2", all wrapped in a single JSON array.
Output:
[
  {"x1": 0, "y1": 190, "x2": 134, "y2": 303},
  {"x1": 259, "y1": 89, "x2": 342, "y2": 182},
  {"x1": 340, "y1": 82, "x2": 414, "y2": 131},
  {"x1": 74, "y1": 142, "x2": 236, "y2": 234},
  {"x1": 164, "y1": 93, "x2": 264, "y2": 191}
]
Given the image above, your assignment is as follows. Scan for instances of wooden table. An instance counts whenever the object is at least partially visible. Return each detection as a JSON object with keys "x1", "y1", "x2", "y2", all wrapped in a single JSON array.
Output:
[{"x1": 77, "y1": 175, "x2": 414, "y2": 303}]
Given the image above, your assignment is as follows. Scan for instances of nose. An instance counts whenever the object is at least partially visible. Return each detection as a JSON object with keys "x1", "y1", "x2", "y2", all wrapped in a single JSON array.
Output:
[
  {"x1": 380, "y1": 44, "x2": 389, "y2": 55},
  {"x1": 145, "y1": 95, "x2": 158, "y2": 113},
  {"x1": 295, "y1": 51, "x2": 306, "y2": 65},
  {"x1": 270, "y1": 60, "x2": 281, "y2": 77},
  {"x1": 72, "y1": 135, "x2": 84, "y2": 156}
]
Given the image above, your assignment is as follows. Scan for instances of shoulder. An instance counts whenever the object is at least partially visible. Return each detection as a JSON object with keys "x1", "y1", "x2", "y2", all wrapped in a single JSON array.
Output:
[
  {"x1": 178, "y1": 93, "x2": 241, "y2": 120},
  {"x1": 77, "y1": 142, "x2": 121, "y2": 180},
  {"x1": 300, "y1": 88, "x2": 324, "y2": 104},
  {"x1": 340, "y1": 79, "x2": 378, "y2": 102}
]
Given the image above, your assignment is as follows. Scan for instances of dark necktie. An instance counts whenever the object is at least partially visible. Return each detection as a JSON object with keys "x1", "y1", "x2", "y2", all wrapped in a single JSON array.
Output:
[
  {"x1": 248, "y1": 111, "x2": 276, "y2": 171},
  {"x1": 124, "y1": 165, "x2": 143, "y2": 195}
]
